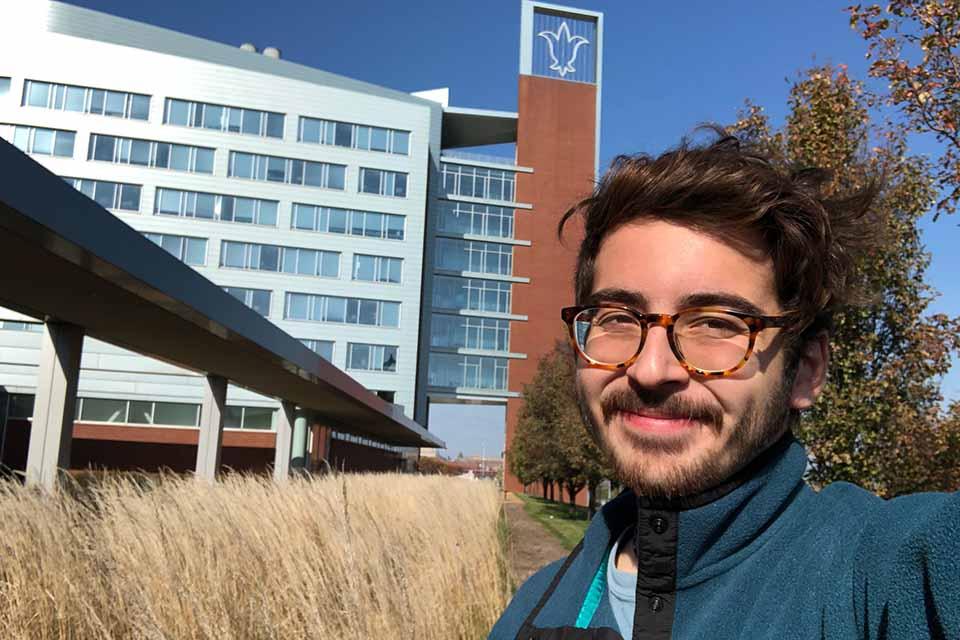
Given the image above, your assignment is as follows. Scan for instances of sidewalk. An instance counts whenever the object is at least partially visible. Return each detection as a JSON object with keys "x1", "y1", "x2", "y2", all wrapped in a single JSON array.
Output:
[{"x1": 502, "y1": 493, "x2": 570, "y2": 584}]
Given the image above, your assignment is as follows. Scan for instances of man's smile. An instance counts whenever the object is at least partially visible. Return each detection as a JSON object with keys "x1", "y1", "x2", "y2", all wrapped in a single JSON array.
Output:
[{"x1": 619, "y1": 410, "x2": 699, "y2": 434}]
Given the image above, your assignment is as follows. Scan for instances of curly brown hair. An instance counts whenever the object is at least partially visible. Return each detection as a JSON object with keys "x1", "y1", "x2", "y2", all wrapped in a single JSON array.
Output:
[{"x1": 559, "y1": 130, "x2": 880, "y2": 346}]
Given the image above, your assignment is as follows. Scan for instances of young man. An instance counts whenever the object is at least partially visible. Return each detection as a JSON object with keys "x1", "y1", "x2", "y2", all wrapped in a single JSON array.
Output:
[{"x1": 489, "y1": 133, "x2": 959, "y2": 639}]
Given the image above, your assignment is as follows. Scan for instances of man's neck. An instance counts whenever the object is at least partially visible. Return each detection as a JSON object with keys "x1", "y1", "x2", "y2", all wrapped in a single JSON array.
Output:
[{"x1": 615, "y1": 538, "x2": 639, "y2": 574}]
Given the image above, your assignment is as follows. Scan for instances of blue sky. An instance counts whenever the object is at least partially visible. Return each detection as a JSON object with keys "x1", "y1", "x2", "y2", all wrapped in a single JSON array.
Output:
[{"x1": 64, "y1": 0, "x2": 960, "y2": 456}]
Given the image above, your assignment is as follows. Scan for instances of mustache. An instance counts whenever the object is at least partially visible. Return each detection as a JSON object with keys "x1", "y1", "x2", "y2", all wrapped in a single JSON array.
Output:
[{"x1": 600, "y1": 387, "x2": 723, "y2": 430}]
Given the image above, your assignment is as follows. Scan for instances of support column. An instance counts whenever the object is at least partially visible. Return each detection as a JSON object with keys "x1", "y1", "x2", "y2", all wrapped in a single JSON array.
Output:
[
  {"x1": 309, "y1": 423, "x2": 333, "y2": 473},
  {"x1": 273, "y1": 400, "x2": 296, "y2": 482},
  {"x1": 26, "y1": 321, "x2": 84, "y2": 491},
  {"x1": 291, "y1": 410, "x2": 309, "y2": 472},
  {"x1": 195, "y1": 374, "x2": 227, "y2": 482}
]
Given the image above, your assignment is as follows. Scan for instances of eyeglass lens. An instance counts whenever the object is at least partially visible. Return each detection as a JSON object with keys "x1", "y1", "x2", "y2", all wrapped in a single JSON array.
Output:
[{"x1": 573, "y1": 307, "x2": 752, "y2": 372}]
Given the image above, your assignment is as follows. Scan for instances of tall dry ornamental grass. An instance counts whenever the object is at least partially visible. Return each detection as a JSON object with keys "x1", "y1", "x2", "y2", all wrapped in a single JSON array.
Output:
[{"x1": 0, "y1": 473, "x2": 512, "y2": 639}]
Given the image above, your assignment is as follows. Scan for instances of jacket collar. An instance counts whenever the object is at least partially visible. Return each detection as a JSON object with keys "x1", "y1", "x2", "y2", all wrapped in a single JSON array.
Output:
[{"x1": 591, "y1": 433, "x2": 810, "y2": 586}]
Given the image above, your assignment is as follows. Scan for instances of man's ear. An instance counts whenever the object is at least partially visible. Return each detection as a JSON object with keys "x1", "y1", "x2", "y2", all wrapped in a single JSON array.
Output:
[{"x1": 789, "y1": 332, "x2": 829, "y2": 410}]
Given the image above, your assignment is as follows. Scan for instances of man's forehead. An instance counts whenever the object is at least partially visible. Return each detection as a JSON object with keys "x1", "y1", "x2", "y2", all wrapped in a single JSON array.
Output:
[{"x1": 590, "y1": 220, "x2": 779, "y2": 311}]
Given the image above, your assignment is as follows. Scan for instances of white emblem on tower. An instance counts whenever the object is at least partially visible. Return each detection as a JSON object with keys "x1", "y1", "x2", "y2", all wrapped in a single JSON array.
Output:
[{"x1": 537, "y1": 21, "x2": 590, "y2": 78}]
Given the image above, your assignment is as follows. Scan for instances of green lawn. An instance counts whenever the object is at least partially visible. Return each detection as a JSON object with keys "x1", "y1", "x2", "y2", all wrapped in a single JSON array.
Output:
[{"x1": 515, "y1": 493, "x2": 590, "y2": 550}]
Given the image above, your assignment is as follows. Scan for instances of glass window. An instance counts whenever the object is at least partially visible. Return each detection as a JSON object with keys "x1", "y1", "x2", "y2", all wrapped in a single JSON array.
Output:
[
  {"x1": 154, "y1": 142, "x2": 171, "y2": 168},
  {"x1": 157, "y1": 188, "x2": 181, "y2": 215},
  {"x1": 393, "y1": 131, "x2": 410, "y2": 155},
  {"x1": 231, "y1": 152, "x2": 254, "y2": 178},
  {"x1": 130, "y1": 94, "x2": 150, "y2": 120},
  {"x1": 166, "y1": 99, "x2": 190, "y2": 125},
  {"x1": 194, "y1": 148, "x2": 214, "y2": 174},
  {"x1": 53, "y1": 131, "x2": 75, "y2": 157},
  {"x1": 250, "y1": 289, "x2": 271, "y2": 316},
  {"x1": 0, "y1": 77, "x2": 10, "y2": 99},
  {"x1": 297, "y1": 250, "x2": 317, "y2": 276},
  {"x1": 203, "y1": 104, "x2": 224, "y2": 130},
  {"x1": 348, "y1": 343, "x2": 370, "y2": 370},
  {"x1": 329, "y1": 208, "x2": 347, "y2": 233},
  {"x1": 170, "y1": 144, "x2": 191, "y2": 171},
  {"x1": 258, "y1": 245, "x2": 279, "y2": 271},
  {"x1": 8, "y1": 394, "x2": 35, "y2": 419},
  {"x1": 153, "y1": 402, "x2": 199, "y2": 427},
  {"x1": 293, "y1": 204, "x2": 315, "y2": 230},
  {"x1": 370, "y1": 128, "x2": 388, "y2": 152},
  {"x1": 386, "y1": 215, "x2": 405, "y2": 240},
  {"x1": 321, "y1": 252, "x2": 339, "y2": 277},
  {"x1": 233, "y1": 198, "x2": 255, "y2": 224},
  {"x1": 128, "y1": 401, "x2": 154, "y2": 424},
  {"x1": 356, "y1": 126, "x2": 370, "y2": 150},
  {"x1": 281, "y1": 248, "x2": 298, "y2": 274},
  {"x1": 130, "y1": 139, "x2": 151, "y2": 166},
  {"x1": 25, "y1": 81, "x2": 50, "y2": 107},
  {"x1": 303, "y1": 162, "x2": 324, "y2": 187},
  {"x1": 387, "y1": 258, "x2": 401, "y2": 283},
  {"x1": 183, "y1": 238, "x2": 206, "y2": 265},
  {"x1": 327, "y1": 165, "x2": 345, "y2": 190},
  {"x1": 267, "y1": 156, "x2": 286, "y2": 182},
  {"x1": 77, "y1": 179, "x2": 96, "y2": 198},
  {"x1": 30, "y1": 128, "x2": 53, "y2": 155},
  {"x1": 225, "y1": 406, "x2": 244, "y2": 429},
  {"x1": 119, "y1": 184, "x2": 141, "y2": 211},
  {"x1": 104, "y1": 91, "x2": 126, "y2": 117},
  {"x1": 259, "y1": 200, "x2": 278, "y2": 226},
  {"x1": 354, "y1": 255, "x2": 376, "y2": 281},
  {"x1": 242, "y1": 407, "x2": 273, "y2": 430},
  {"x1": 288, "y1": 159, "x2": 304, "y2": 185},
  {"x1": 89, "y1": 89, "x2": 105, "y2": 114},
  {"x1": 326, "y1": 297, "x2": 346, "y2": 323},
  {"x1": 382, "y1": 346, "x2": 398, "y2": 372},
  {"x1": 394, "y1": 173, "x2": 407, "y2": 197},
  {"x1": 219, "y1": 196, "x2": 235, "y2": 221},
  {"x1": 351, "y1": 212, "x2": 366, "y2": 236},
  {"x1": 381, "y1": 301, "x2": 400, "y2": 327},
  {"x1": 64, "y1": 85, "x2": 85, "y2": 112},
  {"x1": 195, "y1": 193, "x2": 216, "y2": 219},
  {"x1": 227, "y1": 108, "x2": 242, "y2": 133},
  {"x1": 287, "y1": 293, "x2": 309, "y2": 320},
  {"x1": 241, "y1": 109, "x2": 260, "y2": 135},
  {"x1": 335, "y1": 122, "x2": 352, "y2": 147},
  {"x1": 363, "y1": 212, "x2": 383, "y2": 237},
  {"x1": 362, "y1": 169, "x2": 380, "y2": 194},
  {"x1": 93, "y1": 182, "x2": 116, "y2": 209},
  {"x1": 80, "y1": 398, "x2": 126, "y2": 422},
  {"x1": 301, "y1": 118, "x2": 321, "y2": 143},
  {"x1": 91, "y1": 135, "x2": 115, "y2": 161},
  {"x1": 160, "y1": 235, "x2": 181, "y2": 257}
]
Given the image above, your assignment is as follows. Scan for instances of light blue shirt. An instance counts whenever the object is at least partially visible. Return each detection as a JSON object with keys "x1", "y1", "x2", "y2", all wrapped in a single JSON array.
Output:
[{"x1": 607, "y1": 526, "x2": 637, "y2": 638}]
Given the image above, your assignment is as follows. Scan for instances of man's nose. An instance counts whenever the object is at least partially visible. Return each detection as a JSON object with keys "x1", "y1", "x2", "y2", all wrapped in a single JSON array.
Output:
[{"x1": 624, "y1": 325, "x2": 689, "y2": 388}]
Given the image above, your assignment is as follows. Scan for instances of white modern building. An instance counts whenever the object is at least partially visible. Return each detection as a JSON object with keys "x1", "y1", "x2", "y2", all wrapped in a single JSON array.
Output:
[{"x1": 0, "y1": 0, "x2": 567, "y2": 472}]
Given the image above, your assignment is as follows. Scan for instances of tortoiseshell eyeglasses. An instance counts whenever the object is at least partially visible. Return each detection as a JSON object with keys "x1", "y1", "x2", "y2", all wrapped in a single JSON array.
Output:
[{"x1": 561, "y1": 305, "x2": 796, "y2": 377}]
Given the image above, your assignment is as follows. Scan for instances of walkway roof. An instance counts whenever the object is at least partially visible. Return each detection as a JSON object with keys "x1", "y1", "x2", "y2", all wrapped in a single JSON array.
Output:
[{"x1": 0, "y1": 141, "x2": 443, "y2": 448}]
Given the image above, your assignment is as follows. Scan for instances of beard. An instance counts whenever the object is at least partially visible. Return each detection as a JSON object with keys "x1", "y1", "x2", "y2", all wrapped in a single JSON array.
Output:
[{"x1": 576, "y1": 374, "x2": 796, "y2": 499}]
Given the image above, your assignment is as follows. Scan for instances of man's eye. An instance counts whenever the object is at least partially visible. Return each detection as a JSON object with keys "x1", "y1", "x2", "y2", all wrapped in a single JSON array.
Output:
[
  {"x1": 686, "y1": 316, "x2": 743, "y2": 336},
  {"x1": 596, "y1": 313, "x2": 637, "y2": 328}
]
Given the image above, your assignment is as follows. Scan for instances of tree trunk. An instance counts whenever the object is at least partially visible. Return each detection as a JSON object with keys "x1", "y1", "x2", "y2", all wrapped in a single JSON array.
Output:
[{"x1": 587, "y1": 481, "x2": 599, "y2": 518}]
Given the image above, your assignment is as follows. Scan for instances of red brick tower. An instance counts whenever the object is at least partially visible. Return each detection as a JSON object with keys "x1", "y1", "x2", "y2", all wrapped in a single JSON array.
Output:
[{"x1": 505, "y1": 2, "x2": 603, "y2": 494}]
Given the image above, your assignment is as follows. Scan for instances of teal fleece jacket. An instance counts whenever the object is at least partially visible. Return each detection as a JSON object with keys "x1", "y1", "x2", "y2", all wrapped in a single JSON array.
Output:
[{"x1": 489, "y1": 436, "x2": 960, "y2": 639}]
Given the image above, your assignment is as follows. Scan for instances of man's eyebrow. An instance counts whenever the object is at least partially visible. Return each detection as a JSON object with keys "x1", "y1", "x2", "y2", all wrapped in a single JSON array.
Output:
[
  {"x1": 679, "y1": 292, "x2": 767, "y2": 316},
  {"x1": 585, "y1": 288, "x2": 648, "y2": 308}
]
